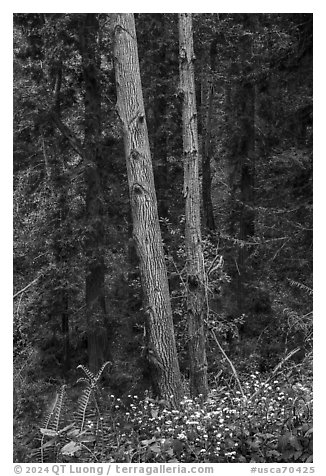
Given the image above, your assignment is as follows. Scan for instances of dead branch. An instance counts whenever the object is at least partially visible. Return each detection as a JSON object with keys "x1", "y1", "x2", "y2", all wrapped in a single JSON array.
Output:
[
  {"x1": 13, "y1": 277, "x2": 39, "y2": 299},
  {"x1": 210, "y1": 328, "x2": 245, "y2": 398}
]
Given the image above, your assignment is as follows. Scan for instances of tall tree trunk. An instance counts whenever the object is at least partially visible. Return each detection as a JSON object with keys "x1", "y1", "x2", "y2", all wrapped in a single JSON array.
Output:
[
  {"x1": 43, "y1": 136, "x2": 71, "y2": 376},
  {"x1": 43, "y1": 60, "x2": 70, "y2": 375},
  {"x1": 79, "y1": 14, "x2": 109, "y2": 372},
  {"x1": 113, "y1": 13, "x2": 184, "y2": 406},
  {"x1": 179, "y1": 13, "x2": 209, "y2": 398},
  {"x1": 201, "y1": 39, "x2": 217, "y2": 232},
  {"x1": 236, "y1": 25, "x2": 256, "y2": 313}
]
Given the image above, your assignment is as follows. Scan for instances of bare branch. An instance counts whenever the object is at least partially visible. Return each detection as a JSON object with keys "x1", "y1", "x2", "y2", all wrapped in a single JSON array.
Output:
[
  {"x1": 210, "y1": 328, "x2": 245, "y2": 398},
  {"x1": 49, "y1": 113, "x2": 85, "y2": 160},
  {"x1": 13, "y1": 277, "x2": 39, "y2": 299}
]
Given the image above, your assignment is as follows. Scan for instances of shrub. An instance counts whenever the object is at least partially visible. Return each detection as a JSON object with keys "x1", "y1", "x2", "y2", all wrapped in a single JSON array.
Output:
[{"x1": 31, "y1": 361, "x2": 312, "y2": 463}]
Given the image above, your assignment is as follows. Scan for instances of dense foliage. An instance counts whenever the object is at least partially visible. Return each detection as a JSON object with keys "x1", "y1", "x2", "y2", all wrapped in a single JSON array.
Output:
[{"x1": 13, "y1": 13, "x2": 312, "y2": 463}]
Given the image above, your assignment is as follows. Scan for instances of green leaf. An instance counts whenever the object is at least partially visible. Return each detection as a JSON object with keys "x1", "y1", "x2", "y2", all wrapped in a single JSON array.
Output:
[
  {"x1": 58, "y1": 423, "x2": 75, "y2": 434},
  {"x1": 149, "y1": 444, "x2": 161, "y2": 453},
  {"x1": 67, "y1": 429, "x2": 81, "y2": 438},
  {"x1": 61, "y1": 441, "x2": 82, "y2": 456},
  {"x1": 79, "y1": 435, "x2": 96, "y2": 443},
  {"x1": 141, "y1": 437, "x2": 156, "y2": 446},
  {"x1": 40, "y1": 429, "x2": 58, "y2": 437}
]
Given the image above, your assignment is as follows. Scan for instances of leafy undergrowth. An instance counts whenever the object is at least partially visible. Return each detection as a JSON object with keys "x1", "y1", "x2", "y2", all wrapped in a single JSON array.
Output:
[{"x1": 29, "y1": 363, "x2": 313, "y2": 464}]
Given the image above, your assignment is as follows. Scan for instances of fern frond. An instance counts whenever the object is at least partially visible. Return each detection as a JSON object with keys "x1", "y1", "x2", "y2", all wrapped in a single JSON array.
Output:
[
  {"x1": 39, "y1": 385, "x2": 66, "y2": 463},
  {"x1": 287, "y1": 279, "x2": 313, "y2": 296},
  {"x1": 77, "y1": 364, "x2": 95, "y2": 381},
  {"x1": 41, "y1": 392, "x2": 59, "y2": 433},
  {"x1": 94, "y1": 361, "x2": 111, "y2": 383},
  {"x1": 51, "y1": 384, "x2": 66, "y2": 432},
  {"x1": 76, "y1": 377, "x2": 90, "y2": 385},
  {"x1": 76, "y1": 385, "x2": 94, "y2": 432}
]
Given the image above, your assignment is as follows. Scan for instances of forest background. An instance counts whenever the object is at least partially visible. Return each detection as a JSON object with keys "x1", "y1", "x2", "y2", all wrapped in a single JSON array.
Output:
[{"x1": 7, "y1": 4, "x2": 322, "y2": 467}]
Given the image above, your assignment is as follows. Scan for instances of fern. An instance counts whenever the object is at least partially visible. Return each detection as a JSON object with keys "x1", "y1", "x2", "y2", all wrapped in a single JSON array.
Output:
[
  {"x1": 76, "y1": 384, "x2": 94, "y2": 432},
  {"x1": 75, "y1": 362, "x2": 110, "y2": 430},
  {"x1": 287, "y1": 278, "x2": 313, "y2": 296},
  {"x1": 60, "y1": 362, "x2": 111, "y2": 460},
  {"x1": 76, "y1": 364, "x2": 94, "y2": 383},
  {"x1": 38, "y1": 385, "x2": 66, "y2": 463},
  {"x1": 77, "y1": 361, "x2": 111, "y2": 388}
]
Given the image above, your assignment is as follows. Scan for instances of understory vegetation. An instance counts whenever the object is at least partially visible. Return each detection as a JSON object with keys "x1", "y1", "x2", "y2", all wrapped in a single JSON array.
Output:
[{"x1": 16, "y1": 357, "x2": 312, "y2": 463}]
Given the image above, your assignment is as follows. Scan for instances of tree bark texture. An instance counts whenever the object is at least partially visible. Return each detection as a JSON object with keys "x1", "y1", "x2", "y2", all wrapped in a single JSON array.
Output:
[
  {"x1": 79, "y1": 14, "x2": 110, "y2": 372},
  {"x1": 179, "y1": 13, "x2": 209, "y2": 398},
  {"x1": 113, "y1": 13, "x2": 184, "y2": 406}
]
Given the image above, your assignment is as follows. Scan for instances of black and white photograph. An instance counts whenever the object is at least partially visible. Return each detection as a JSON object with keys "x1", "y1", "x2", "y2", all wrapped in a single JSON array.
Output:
[{"x1": 12, "y1": 10, "x2": 313, "y2": 467}]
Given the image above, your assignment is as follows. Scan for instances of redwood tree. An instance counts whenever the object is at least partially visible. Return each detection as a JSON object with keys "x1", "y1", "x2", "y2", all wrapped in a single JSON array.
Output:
[
  {"x1": 79, "y1": 14, "x2": 110, "y2": 372},
  {"x1": 113, "y1": 13, "x2": 184, "y2": 406},
  {"x1": 179, "y1": 13, "x2": 209, "y2": 398}
]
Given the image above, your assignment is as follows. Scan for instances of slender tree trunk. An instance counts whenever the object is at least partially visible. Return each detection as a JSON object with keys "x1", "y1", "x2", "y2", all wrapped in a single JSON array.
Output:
[
  {"x1": 201, "y1": 39, "x2": 217, "y2": 232},
  {"x1": 237, "y1": 79, "x2": 256, "y2": 313},
  {"x1": 113, "y1": 13, "x2": 184, "y2": 406},
  {"x1": 179, "y1": 13, "x2": 208, "y2": 398},
  {"x1": 79, "y1": 14, "x2": 109, "y2": 372}
]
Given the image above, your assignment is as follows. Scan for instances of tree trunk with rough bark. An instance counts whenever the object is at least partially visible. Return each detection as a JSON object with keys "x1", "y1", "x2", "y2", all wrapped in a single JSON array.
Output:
[
  {"x1": 79, "y1": 14, "x2": 110, "y2": 372},
  {"x1": 178, "y1": 13, "x2": 209, "y2": 398},
  {"x1": 113, "y1": 13, "x2": 184, "y2": 407}
]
